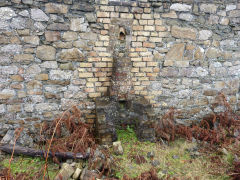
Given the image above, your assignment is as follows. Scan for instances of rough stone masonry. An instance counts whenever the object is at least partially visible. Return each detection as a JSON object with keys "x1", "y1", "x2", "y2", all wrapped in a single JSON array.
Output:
[{"x1": 0, "y1": 0, "x2": 239, "y2": 139}]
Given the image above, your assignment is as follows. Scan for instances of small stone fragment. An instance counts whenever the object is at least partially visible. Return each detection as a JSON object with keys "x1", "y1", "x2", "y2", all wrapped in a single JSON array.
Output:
[
  {"x1": 147, "y1": 151, "x2": 155, "y2": 159},
  {"x1": 151, "y1": 160, "x2": 160, "y2": 167},
  {"x1": 113, "y1": 141, "x2": 124, "y2": 155},
  {"x1": 172, "y1": 155, "x2": 179, "y2": 159},
  {"x1": 54, "y1": 163, "x2": 74, "y2": 180},
  {"x1": 72, "y1": 168, "x2": 81, "y2": 180}
]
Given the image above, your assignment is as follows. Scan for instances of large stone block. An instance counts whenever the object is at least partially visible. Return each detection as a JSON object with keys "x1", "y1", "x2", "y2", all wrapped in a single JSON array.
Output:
[
  {"x1": 36, "y1": 45, "x2": 56, "y2": 61},
  {"x1": 171, "y1": 26, "x2": 196, "y2": 40},
  {"x1": 0, "y1": 7, "x2": 16, "y2": 20},
  {"x1": 7, "y1": 104, "x2": 21, "y2": 112},
  {"x1": 1, "y1": 65, "x2": 18, "y2": 74},
  {"x1": 26, "y1": 80, "x2": 42, "y2": 95},
  {"x1": 170, "y1": 3, "x2": 192, "y2": 12},
  {"x1": 58, "y1": 48, "x2": 84, "y2": 61},
  {"x1": 47, "y1": 23, "x2": 69, "y2": 31},
  {"x1": 62, "y1": 32, "x2": 78, "y2": 41},
  {"x1": 11, "y1": 17, "x2": 27, "y2": 29},
  {"x1": 200, "y1": 4, "x2": 218, "y2": 14},
  {"x1": 45, "y1": 31, "x2": 61, "y2": 42},
  {"x1": 229, "y1": 10, "x2": 240, "y2": 17},
  {"x1": 35, "y1": 103, "x2": 58, "y2": 112},
  {"x1": 49, "y1": 70, "x2": 72, "y2": 80},
  {"x1": 45, "y1": 3, "x2": 68, "y2": 14},
  {"x1": 198, "y1": 30, "x2": 212, "y2": 40},
  {"x1": 0, "y1": 44, "x2": 22, "y2": 54},
  {"x1": 195, "y1": 67, "x2": 208, "y2": 77},
  {"x1": 26, "y1": 64, "x2": 41, "y2": 75},
  {"x1": 165, "y1": 43, "x2": 185, "y2": 61},
  {"x1": 40, "y1": 61, "x2": 58, "y2": 69},
  {"x1": 179, "y1": 13, "x2": 194, "y2": 21},
  {"x1": 31, "y1": 8, "x2": 49, "y2": 22},
  {"x1": 70, "y1": 18, "x2": 88, "y2": 32},
  {"x1": 85, "y1": 13, "x2": 97, "y2": 22},
  {"x1": 0, "y1": 104, "x2": 5, "y2": 114},
  {"x1": 13, "y1": 54, "x2": 34, "y2": 63},
  {"x1": 0, "y1": 89, "x2": 15, "y2": 99},
  {"x1": 23, "y1": 36, "x2": 40, "y2": 45},
  {"x1": 206, "y1": 47, "x2": 221, "y2": 59}
]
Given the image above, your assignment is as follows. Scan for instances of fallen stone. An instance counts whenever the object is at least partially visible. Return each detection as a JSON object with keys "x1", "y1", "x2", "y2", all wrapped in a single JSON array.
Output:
[
  {"x1": 31, "y1": 8, "x2": 49, "y2": 22},
  {"x1": 151, "y1": 160, "x2": 160, "y2": 167},
  {"x1": 1, "y1": 130, "x2": 34, "y2": 148},
  {"x1": 172, "y1": 155, "x2": 179, "y2": 159},
  {"x1": 113, "y1": 141, "x2": 124, "y2": 155},
  {"x1": 72, "y1": 168, "x2": 81, "y2": 180},
  {"x1": 80, "y1": 168, "x2": 99, "y2": 180},
  {"x1": 54, "y1": 163, "x2": 74, "y2": 180},
  {"x1": 147, "y1": 151, "x2": 155, "y2": 159}
]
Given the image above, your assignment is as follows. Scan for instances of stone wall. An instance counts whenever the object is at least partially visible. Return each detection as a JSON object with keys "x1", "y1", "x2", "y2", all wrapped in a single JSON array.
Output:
[{"x1": 0, "y1": 0, "x2": 239, "y2": 137}]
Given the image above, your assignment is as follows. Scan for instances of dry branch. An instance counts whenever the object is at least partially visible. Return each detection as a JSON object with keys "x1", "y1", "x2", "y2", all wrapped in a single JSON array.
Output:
[{"x1": 0, "y1": 144, "x2": 89, "y2": 160}]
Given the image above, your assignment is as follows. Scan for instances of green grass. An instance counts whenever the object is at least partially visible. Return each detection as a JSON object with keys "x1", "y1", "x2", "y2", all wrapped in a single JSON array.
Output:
[
  {"x1": 0, "y1": 156, "x2": 59, "y2": 179},
  {"x1": 112, "y1": 128, "x2": 232, "y2": 180}
]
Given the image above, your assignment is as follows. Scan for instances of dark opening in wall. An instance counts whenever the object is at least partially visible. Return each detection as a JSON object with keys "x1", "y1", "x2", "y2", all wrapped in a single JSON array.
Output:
[{"x1": 119, "y1": 27, "x2": 126, "y2": 41}]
